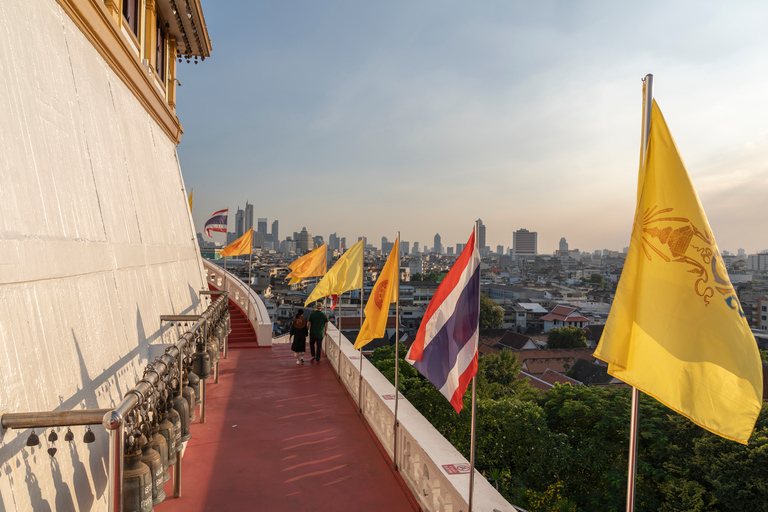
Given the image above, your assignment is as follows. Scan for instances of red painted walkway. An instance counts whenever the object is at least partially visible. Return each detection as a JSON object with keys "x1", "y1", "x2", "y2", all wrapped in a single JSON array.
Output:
[{"x1": 158, "y1": 343, "x2": 419, "y2": 512}]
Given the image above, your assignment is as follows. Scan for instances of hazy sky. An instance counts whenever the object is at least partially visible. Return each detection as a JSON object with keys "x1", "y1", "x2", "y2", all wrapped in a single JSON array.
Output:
[{"x1": 178, "y1": 0, "x2": 768, "y2": 255}]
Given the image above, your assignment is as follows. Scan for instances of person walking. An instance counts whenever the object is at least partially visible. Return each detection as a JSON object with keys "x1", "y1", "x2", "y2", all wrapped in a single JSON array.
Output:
[
  {"x1": 307, "y1": 301, "x2": 329, "y2": 363},
  {"x1": 289, "y1": 309, "x2": 308, "y2": 365}
]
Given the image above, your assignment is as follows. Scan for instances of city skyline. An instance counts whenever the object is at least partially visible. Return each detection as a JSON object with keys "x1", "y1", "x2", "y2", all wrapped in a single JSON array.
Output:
[{"x1": 179, "y1": 1, "x2": 768, "y2": 254}]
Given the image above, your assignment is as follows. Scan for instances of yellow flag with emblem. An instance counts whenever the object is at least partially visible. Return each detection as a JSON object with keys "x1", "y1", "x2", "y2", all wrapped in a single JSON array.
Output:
[
  {"x1": 355, "y1": 238, "x2": 399, "y2": 350},
  {"x1": 305, "y1": 239, "x2": 364, "y2": 306},
  {"x1": 286, "y1": 244, "x2": 327, "y2": 284},
  {"x1": 220, "y1": 228, "x2": 253, "y2": 257},
  {"x1": 594, "y1": 100, "x2": 763, "y2": 444}
]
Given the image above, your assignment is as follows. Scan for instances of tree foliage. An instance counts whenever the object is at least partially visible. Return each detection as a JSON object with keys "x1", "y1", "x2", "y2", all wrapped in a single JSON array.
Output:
[
  {"x1": 366, "y1": 337, "x2": 768, "y2": 512},
  {"x1": 547, "y1": 326, "x2": 588, "y2": 348},
  {"x1": 480, "y1": 294, "x2": 504, "y2": 329}
]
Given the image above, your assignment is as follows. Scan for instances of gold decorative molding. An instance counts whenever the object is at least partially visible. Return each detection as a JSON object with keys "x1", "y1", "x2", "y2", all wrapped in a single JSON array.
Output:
[{"x1": 55, "y1": 0, "x2": 184, "y2": 144}]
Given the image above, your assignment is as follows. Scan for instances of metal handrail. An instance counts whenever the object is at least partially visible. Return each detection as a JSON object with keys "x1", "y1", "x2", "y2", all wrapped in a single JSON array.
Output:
[{"x1": 1, "y1": 291, "x2": 229, "y2": 512}]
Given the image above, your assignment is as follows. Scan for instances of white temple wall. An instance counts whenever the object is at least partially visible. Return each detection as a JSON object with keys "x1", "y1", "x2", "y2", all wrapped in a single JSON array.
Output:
[{"x1": 0, "y1": 0, "x2": 206, "y2": 510}]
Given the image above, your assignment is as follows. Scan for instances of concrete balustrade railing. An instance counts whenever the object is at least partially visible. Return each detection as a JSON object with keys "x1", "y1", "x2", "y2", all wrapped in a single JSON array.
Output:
[
  {"x1": 202, "y1": 259, "x2": 272, "y2": 346},
  {"x1": 323, "y1": 324, "x2": 521, "y2": 512}
]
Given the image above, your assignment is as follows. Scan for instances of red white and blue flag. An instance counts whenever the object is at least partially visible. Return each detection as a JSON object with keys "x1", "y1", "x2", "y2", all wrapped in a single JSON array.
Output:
[
  {"x1": 406, "y1": 230, "x2": 481, "y2": 413},
  {"x1": 204, "y1": 209, "x2": 228, "y2": 237}
]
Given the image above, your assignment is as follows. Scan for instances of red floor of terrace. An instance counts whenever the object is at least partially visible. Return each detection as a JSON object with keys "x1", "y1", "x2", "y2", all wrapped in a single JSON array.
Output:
[{"x1": 157, "y1": 343, "x2": 419, "y2": 512}]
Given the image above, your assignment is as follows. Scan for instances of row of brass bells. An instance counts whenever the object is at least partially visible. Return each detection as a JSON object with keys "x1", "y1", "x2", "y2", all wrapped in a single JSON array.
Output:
[
  {"x1": 188, "y1": 372, "x2": 201, "y2": 406},
  {"x1": 26, "y1": 427, "x2": 93, "y2": 447},
  {"x1": 164, "y1": 405, "x2": 183, "y2": 454},
  {"x1": 149, "y1": 424, "x2": 171, "y2": 483},
  {"x1": 123, "y1": 444, "x2": 153, "y2": 512},
  {"x1": 139, "y1": 433, "x2": 166, "y2": 505}
]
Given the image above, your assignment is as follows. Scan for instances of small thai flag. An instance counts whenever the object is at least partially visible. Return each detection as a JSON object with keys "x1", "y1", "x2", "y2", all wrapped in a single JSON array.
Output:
[
  {"x1": 406, "y1": 230, "x2": 480, "y2": 413},
  {"x1": 204, "y1": 209, "x2": 228, "y2": 237}
]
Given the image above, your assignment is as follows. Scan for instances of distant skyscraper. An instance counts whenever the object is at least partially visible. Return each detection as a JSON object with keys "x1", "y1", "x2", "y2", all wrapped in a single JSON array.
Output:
[
  {"x1": 358, "y1": 236, "x2": 366, "y2": 248},
  {"x1": 340, "y1": 237, "x2": 346, "y2": 250},
  {"x1": 271, "y1": 220, "x2": 279, "y2": 244},
  {"x1": 512, "y1": 228, "x2": 537, "y2": 256},
  {"x1": 329, "y1": 232, "x2": 340, "y2": 251},
  {"x1": 244, "y1": 202, "x2": 254, "y2": 233},
  {"x1": 434, "y1": 233, "x2": 442, "y2": 255},
  {"x1": 381, "y1": 236, "x2": 389, "y2": 251},
  {"x1": 401, "y1": 241, "x2": 409, "y2": 256},
  {"x1": 497, "y1": 245, "x2": 504, "y2": 255},
  {"x1": 235, "y1": 207, "x2": 245, "y2": 238},
  {"x1": 738, "y1": 248, "x2": 746, "y2": 257},
  {"x1": 297, "y1": 227, "x2": 312, "y2": 253},
  {"x1": 257, "y1": 217, "x2": 267, "y2": 238},
  {"x1": 559, "y1": 237, "x2": 568, "y2": 252},
  {"x1": 447, "y1": 247, "x2": 454, "y2": 256},
  {"x1": 312, "y1": 235, "x2": 324, "y2": 248},
  {"x1": 476, "y1": 219, "x2": 486, "y2": 249},
  {"x1": 456, "y1": 243, "x2": 465, "y2": 254},
  {"x1": 412, "y1": 242, "x2": 419, "y2": 254}
]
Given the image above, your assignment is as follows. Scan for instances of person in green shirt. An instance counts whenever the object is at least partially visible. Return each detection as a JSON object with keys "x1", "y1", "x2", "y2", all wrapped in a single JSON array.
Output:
[{"x1": 307, "y1": 301, "x2": 329, "y2": 363}]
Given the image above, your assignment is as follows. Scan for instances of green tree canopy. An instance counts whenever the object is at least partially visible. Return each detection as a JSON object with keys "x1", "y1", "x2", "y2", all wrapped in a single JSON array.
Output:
[
  {"x1": 477, "y1": 349, "x2": 536, "y2": 400},
  {"x1": 480, "y1": 294, "x2": 504, "y2": 329},
  {"x1": 546, "y1": 326, "x2": 587, "y2": 349},
  {"x1": 589, "y1": 273, "x2": 606, "y2": 286}
]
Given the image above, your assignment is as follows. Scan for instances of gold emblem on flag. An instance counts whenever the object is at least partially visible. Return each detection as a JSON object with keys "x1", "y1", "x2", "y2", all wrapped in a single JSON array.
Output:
[{"x1": 640, "y1": 205, "x2": 738, "y2": 312}]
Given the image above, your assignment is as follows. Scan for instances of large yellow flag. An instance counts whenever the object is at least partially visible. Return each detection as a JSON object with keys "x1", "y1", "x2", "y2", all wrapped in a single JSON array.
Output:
[
  {"x1": 286, "y1": 245, "x2": 327, "y2": 284},
  {"x1": 355, "y1": 238, "x2": 399, "y2": 350},
  {"x1": 220, "y1": 228, "x2": 253, "y2": 257},
  {"x1": 594, "y1": 100, "x2": 763, "y2": 444},
  {"x1": 305, "y1": 239, "x2": 364, "y2": 306},
  {"x1": 188, "y1": 189, "x2": 193, "y2": 213}
]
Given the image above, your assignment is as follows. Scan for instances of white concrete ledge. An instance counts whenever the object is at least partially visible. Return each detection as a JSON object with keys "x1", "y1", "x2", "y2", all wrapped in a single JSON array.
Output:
[{"x1": 324, "y1": 324, "x2": 521, "y2": 512}]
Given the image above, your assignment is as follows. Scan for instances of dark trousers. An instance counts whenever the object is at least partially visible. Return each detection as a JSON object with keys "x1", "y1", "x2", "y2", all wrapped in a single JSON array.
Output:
[{"x1": 309, "y1": 336, "x2": 323, "y2": 361}]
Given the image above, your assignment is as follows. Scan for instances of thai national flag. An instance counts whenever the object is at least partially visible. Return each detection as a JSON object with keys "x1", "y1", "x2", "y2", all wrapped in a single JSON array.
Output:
[
  {"x1": 406, "y1": 230, "x2": 480, "y2": 413},
  {"x1": 204, "y1": 209, "x2": 228, "y2": 237}
]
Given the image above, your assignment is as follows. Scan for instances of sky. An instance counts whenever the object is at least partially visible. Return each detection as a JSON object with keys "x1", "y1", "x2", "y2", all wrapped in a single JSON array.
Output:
[{"x1": 177, "y1": 0, "x2": 768, "y2": 255}]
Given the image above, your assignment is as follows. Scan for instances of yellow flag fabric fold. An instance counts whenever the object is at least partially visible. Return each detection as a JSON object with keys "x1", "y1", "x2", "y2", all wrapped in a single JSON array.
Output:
[
  {"x1": 188, "y1": 189, "x2": 193, "y2": 213},
  {"x1": 286, "y1": 245, "x2": 327, "y2": 285},
  {"x1": 220, "y1": 228, "x2": 253, "y2": 257},
  {"x1": 305, "y1": 239, "x2": 364, "y2": 306},
  {"x1": 355, "y1": 238, "x2": 399, "y2": 350},
  {"x1": 594, "y1": 100, "x2": 762, "y2": 444}
]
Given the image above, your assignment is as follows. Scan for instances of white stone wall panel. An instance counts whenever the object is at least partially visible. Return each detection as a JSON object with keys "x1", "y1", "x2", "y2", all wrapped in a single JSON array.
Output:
[{"x1": 0, "y1": 0, "x2": 206, "y2": 509}]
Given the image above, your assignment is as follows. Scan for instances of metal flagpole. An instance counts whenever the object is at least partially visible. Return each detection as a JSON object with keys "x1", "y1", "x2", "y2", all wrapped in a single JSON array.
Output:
[
  {"x1": 357, "y1": 280, "x2": 365, "y2": 412},
  {"x1": 468, "y1": 222, "x2": 480, "y2": 512},
  {"x1": 247, "y1": 242, "x2": 253, "y2": 321},
  {"x1": 338, "y1": 293, "x2": 343, "y2": 380},
  {"x1": 393, "y1": 233, "x2": 401, "y2": 471},
  {"x1": 625, "y1": 73, "x2": 653, "y2": 512}
]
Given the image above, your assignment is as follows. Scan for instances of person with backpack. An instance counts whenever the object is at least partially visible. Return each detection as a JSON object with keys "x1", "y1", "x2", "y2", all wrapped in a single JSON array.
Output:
[{"x1": 289, "y1": 309, "x2": 308, "y2": 365}]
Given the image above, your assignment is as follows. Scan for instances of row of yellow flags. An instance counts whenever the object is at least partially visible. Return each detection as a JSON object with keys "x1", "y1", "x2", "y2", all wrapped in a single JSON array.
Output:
[{"x1": 196, "y1": 98, "x2": 762, "y2": 444}]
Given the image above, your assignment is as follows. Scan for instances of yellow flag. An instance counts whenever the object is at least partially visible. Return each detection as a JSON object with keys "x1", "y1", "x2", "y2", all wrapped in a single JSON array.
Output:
[
  {"x1": 220, "y1": 228, "x2": 253, "y2": 257},
  {"x1": 305, "y1": 239, "x2": 364, "y2": 306},
  {"x1": 355, "y1": 238, "x2": 399, "y2": 350},
  {"x1": 286, "y1": 244, "x2": 327, "y2": 284},
  {"x1": 188, "y1": 189, "x2": 193, "y2": 213},
  {"x1": 594, "y1": 100, "x2": 762, "y2": 444}
]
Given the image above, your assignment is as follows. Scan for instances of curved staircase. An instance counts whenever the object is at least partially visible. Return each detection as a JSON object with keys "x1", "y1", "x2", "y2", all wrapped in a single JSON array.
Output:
[{"x1": 227, "y1": 299, "x2": 260, "y2": 348}]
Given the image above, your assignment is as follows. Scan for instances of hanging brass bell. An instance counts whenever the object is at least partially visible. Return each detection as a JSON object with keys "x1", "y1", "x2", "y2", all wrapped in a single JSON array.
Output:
[
  {"x1": 172, "y1": 392, "x2": 191, "y2": 442},
  {"x1": 48, "y1": 429, "x2": 58, "y2": 442},
  {"x1": 123, "y1": 445, "x2": 153, "y2": 512},
  {"x1": 26, "y1": 430, "x2": 39, "y2": 447},
  {"x1": 187, "y1": 372, "x2": 202, "y2": 405},
  {"x1": 83, "y1": 426, "x2": 96, "y2": 444},
  {"x1": 192, "y1": 347, "x2": 211, "y2": 379},
  {"x1": 149, "y1": 424, "x2": 170, "y2": 483},
  {"x1": 140, "y1": 434, "x2": 166, "y2": 505},
  {"x1": 182, "y1": 383, "x2": 197, "y2": 422},
  {"x1": 64, "y1": 428, "x2": 74, "y2": 442}
]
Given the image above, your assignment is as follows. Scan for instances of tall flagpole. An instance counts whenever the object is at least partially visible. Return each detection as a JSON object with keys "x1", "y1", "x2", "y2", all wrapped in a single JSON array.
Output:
[
  {"x1": 247, "y1": 241, "x2": 253, "y2": 321},
  {"x1": 338, "y1": 292, "x2": 343, "y2": 380},
  {"x1": 468, "y1": 222, "x2": 479, "y2": 512},
  {"x1": 393, "y1": 232, "x2": 401, "y2": 471},
  {"x1": 626, "y1": 73, "x2": 653, "y2": 512},
  {"x1": 357, "y1": 252, "x2": 365, "y2": 412}
]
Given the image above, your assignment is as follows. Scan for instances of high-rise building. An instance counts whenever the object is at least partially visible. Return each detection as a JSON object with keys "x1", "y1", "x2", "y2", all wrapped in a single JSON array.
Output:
[
  {"x1": 476, "y1": 218, "x2": 486, "y2": 250},
  {"x1": 401, "y1": 241, "x2": 409, "y2": 256},
  {"x1": 235, "y1": 207, "x2": 245, "y2": 238},
  {"x1": 340, "y1": 237, "x2": 347, "y2": 251},
  {"x1": 447, "y1": 247, "x2": 454, "y2": 256},
  {"x1": 497, "y1": 245, "x2": 504, "y2": 255},
  {"x1": 512, "y1": 228, "x2": 537, "y2": 256},
  {"x1": 358, "y1": 236, "x2": 366, "y2": 248},
  {"x1": 244, "y1": 202, "x2": 254, "y2": 233},
  {"x1": 257, "y1": 217, "x2": 267, "y2": 238},
  {"x1": 271, "y1": 220, "x2": 279, "y2": 244},
  {"x1": 297, "y1": 227, "x2": 312, "y2": 253},
  {"x1": 456, "y1": 243, "x2": 465, "y2": 254},
  {"x1": 434, "y1": 234, "x2": 442, "y2": 255},
  {"x1": 559, "y1": 237, "x2": 568, "y2": 252},
  {"x1": 381, "y1": 236, "x2": 389, "y2": 251},
  {"x1": 329, "y1": 233, "x2": 340, "y2": 251},
  {"x1": 313, "y1": 235, "x2": 324, "y2": 248},
  {"x1": 412, "y1": 242, "x2": 419, "y2": 254}
]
